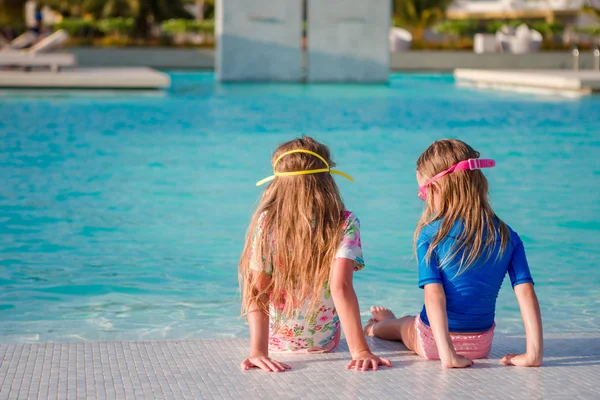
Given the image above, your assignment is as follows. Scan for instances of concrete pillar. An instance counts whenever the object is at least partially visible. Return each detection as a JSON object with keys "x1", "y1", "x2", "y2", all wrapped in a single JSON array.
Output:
[
  {"x1": 307, "y1": 0, "x2": 391, "y2": 83},
  {"x1": 216, "y1": 0, "x2": 302, "y2": 82}
]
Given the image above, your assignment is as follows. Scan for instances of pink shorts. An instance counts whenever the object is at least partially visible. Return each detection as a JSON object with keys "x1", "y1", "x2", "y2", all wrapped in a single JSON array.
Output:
[{"x1": 415, "y1": 315, "x2": 494, "y2": 360}]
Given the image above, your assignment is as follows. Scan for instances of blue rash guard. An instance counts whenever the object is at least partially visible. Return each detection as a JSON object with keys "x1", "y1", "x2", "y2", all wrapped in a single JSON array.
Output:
[{"x1": 418, "y1": 220, "x2": 534, "y2": 332}]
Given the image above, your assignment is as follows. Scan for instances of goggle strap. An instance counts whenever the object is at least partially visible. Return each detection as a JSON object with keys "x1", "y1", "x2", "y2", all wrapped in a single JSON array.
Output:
[
  {"x1": 256, "y1": 149, "x2": 354, "y2": 186},
  {"x1": 418, "y1": 158, "x2": 496, "y2": 198}
]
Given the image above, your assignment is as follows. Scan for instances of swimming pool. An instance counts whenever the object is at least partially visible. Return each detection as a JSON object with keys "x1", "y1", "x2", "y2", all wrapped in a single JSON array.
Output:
[{"x1": 1, "y1": 73, "x2": 599, "y2": 343}]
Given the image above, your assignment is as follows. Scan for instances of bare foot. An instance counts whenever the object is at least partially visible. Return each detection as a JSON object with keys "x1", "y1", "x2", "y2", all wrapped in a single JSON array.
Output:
[
  {"x1": 364, "y1": 318, "x2": 377, "y2": 336},
  {"x1": 370, "y1": 306, "x2": 396, "y2": 322},
  {"x1": 442, "y1": 354, "x2": 473, "y2": 369}
]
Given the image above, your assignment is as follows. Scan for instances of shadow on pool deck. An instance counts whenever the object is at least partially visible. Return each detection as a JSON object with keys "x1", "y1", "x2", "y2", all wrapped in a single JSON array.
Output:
[
  {"x1": 529, "y1": 336, "x2": 600, "y2": 367},
  {"x1": 0, "y1": 333, "x2": 598, "y2": 399}
]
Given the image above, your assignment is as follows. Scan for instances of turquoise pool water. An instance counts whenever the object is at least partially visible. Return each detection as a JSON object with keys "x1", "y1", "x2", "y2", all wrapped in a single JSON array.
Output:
[{"x1": 1, "y1": 73, "x2": 599, "y2": 343}]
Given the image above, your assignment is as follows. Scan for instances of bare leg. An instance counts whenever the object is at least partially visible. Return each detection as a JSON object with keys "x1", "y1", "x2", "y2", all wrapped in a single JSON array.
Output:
[{"x1": 364, "y1": 306, "x2": 419, "y2": 354}]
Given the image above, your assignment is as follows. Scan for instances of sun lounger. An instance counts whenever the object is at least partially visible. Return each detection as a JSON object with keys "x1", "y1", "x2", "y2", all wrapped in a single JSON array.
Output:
[
  {"x1": 389, "y1": 28, "x2": 412, "y2": 52},
  {"x1": 0, "y1": 53, "x2": 76, "y2": 71},
  {"x1": 2, "y1": 31, "x2": 37, "y2": 50},
  {"x1": 0, "y1": 30, "x2": 75, "y2": 71},
  {"x1": 473, "y1": 34, "x2": 497, "y2": 54},
  {"x1": 28, "y1": 30, "x2": 69, "y2": 54},
  {"x1": 495, "y1": 24, "x2": 543, "y2": 54}
]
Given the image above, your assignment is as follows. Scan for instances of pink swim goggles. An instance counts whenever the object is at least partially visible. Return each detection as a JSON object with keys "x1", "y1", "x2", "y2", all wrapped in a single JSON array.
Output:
[{"x1": 418, "y1": 158, "x2": 496, "y2": 201}]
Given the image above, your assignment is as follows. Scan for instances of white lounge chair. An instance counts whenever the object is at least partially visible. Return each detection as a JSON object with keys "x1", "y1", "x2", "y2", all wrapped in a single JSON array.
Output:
[
  {"x1": 496, "y1": 25, "x2": 513, "y2": 53},
  {"x1": 1, "y1": 31, "x2": 38, "y2": 50},
  {"x1": 473, "y1": 34, "x2": 497, "y2": 54},
  {"x1": 0, "y1": 30, "x2": 75, "y2": 72},
  {"x1": 389, "y1": 28, "x2": 412, "y2": 52},
  {"x1": 529, "y1": 29, "x2": 543, "y2": 52},
  {"x1": 29, "y1": 29, "x2": 69, "y2": 53},
  {"x1": 496, "y1": 24, "x2": 543, "y2": 54}
]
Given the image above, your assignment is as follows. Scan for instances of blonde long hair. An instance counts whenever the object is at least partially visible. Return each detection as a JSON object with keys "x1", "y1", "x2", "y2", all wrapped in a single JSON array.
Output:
[
  {"x1": 239, "y1": 137, "x2": 345, "y2": 326},
  {"x1": 415, "y1": 139, "x2": 509, "y2": 275}
]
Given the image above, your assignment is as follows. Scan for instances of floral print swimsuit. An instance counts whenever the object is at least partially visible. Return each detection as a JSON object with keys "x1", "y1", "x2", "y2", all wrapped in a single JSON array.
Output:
[{"x1": 249, "y1": 211, "x2": 364, "y2": 352}]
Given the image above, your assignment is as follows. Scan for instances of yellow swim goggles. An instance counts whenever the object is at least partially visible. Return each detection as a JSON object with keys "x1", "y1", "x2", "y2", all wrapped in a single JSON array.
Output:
[{"x1": 256, "y1": 149, "x2": 354, "y2": 186}]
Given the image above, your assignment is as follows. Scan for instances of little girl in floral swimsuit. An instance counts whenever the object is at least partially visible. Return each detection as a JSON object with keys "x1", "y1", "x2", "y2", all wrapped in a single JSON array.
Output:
[{"x1": 239, "y1": 136, "x2": 391, "y2": 372}]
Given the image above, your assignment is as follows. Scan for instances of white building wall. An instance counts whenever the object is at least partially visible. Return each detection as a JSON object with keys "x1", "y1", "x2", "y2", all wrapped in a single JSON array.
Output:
[
  {"x1": 216, "y1": 0, "x2": 302, "y2": 82},
  {"x1": 307, "y1": 0, "x2": 391, "y2": 83}
]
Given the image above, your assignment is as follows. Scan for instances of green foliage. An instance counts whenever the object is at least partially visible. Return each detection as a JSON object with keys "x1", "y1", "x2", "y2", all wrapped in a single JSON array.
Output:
[
  {"x1": 484, "y1": 19, "x2": 527, "y2": 33},
  {"x1": 44, "y1": 0, "x2": 191, "y2": 37},
  {"x1": 485, "y1": 21, "x2": 504, "y2": 33},
  {"x1": 393, "y1": 0, "x2": 453, "y2": 39},
  {"x1": 191, "y1": 20, "x2": 215, "y2": 33},
  {"x1": 531, "y1": 21, "x2": 564, "y2": 36},
  {"x1": 42, "y1": 1, "x2": 84, "y2": 17},
  {"x1": 53, "y1": 18, "x2": 98, "y2": 37},
  {"x1": 575, "y1": 25, "x2": 600, "y2": 36},
  {"x1": 97, "y1": 17, "x2": 135, "y2": 36},
  {"x1": 160, "y1": 19, "x2": 188, "y2": 34},
  {"x1": 161, "y1": 19, "x2": 214, "y2": 35},
  {"x1": 580, "y1": 5, "x2": 600, "y2": 38},
  {"x1": 394, "y1": 0, "x2": 454, "y2": 18},
  {"x1": 91, "y1": 0, "x2": 138, "y2": 19},
  {"x1": 583, "y1": 5, "x2": 600, "y2": 21},
  {"x1": 434, "y1": 19, "x2": 479, "y2": 37},
  {"x1": 44, "y1": 0, "x2": 186, "y2": 19},
  {"x1": 181, "y1": 0, "x2": 215, "y2": 4}
]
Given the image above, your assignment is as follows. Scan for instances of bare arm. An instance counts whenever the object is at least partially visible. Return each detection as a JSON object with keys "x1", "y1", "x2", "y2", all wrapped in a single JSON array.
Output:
[
  {"x1": 424, "y1": 283, "x2": 473, "y2": 368},
  {"x1": 330, "y1": 258, "x2": 391, "y2": 371},
  {"x1": 330, "y1": 259, "x2": 370, "y2": 356},
  {"x1": 500, "y1": 283, "x2": 543, "y2": 367},
  {"x1": 241, "y1": 272, "x2": 291, "y2": 372},
  {"x1": 247, "y1": 292, "x2": 270, "y2": 358}
]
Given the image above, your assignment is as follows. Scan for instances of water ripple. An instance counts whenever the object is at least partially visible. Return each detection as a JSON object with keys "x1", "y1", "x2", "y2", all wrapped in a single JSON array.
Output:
[{"x1": 0, "y1": 72, "x2": 599, "y2": 343}]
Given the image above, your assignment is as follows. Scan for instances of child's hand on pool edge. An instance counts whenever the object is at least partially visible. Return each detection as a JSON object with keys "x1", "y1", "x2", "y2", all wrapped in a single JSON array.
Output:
[
  {"x1": 241, "y1": 355, "x2": 291, "y2": 372},
  {"x1": 499, "y1": 353, "x2": 542, "y2": 367},
  {"x1": 346, "y1": 350, "x2": 392, "y2": 371},
  {"x1": 501, "y1": 283, "x2": 543, "y2": 368}
]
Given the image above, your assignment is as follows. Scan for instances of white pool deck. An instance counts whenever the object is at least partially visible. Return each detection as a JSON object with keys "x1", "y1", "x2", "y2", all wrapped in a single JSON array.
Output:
[
  {"x1": 454, "y1": 69, "x2": 600, "y2": 96},
  {"x1": 0, "y1": 68, "x2": 171, "y2": 90},
  {"x1": 1, "y1": 333, "x2": 598, "y2": 399}
]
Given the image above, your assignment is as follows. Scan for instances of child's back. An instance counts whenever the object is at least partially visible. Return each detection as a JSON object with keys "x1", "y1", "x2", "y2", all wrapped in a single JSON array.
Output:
[
  {"x1": 251, "y1": 210, "x2": 362, "y2": 352},
  {"x1": 417, "y1": 220, "x2": 533, "y2": 333}
]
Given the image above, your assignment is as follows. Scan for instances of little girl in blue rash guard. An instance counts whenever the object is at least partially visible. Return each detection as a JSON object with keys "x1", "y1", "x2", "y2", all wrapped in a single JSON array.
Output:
[{"x1": 366, "y1": 139, "x2": 543, "y2": 369}]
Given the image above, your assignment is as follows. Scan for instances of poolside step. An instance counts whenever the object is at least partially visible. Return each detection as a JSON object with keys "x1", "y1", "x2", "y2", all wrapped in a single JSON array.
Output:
[
  {"x1": 454, "y1": 69, "x2": 600, "y2": 96},
  {"x1": 0, "y1": 67, "x2": 171, "y2": 89}
]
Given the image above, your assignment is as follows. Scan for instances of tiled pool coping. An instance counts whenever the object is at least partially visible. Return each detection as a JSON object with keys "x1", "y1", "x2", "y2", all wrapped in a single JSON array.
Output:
[{"x1": 1, "y1": 333, "x2": 598, "y2": 399}]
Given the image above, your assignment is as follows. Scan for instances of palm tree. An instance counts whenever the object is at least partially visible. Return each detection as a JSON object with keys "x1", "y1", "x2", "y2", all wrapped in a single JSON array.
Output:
[
  {"x1": 394, "y1": 0, "x2": 454, "y2": 40},
  {"x1": 44, "y1": 0, "x2": 191, "y2": 36},
  {"x1": 181, "y1": 0, "x2": 215, "y2": 20},
  {"x1": 41, "y1": 0, "x2": 85, "y2": 17},
  {"x1": 583, "y1": 3, "x2": 600, "y2": 20},
  {"x1": 133, "y1": 0, "x2": 190, "y2": 37},
  {"x1": 85, "y1": 0, "x2": 138, "y2": 18}
]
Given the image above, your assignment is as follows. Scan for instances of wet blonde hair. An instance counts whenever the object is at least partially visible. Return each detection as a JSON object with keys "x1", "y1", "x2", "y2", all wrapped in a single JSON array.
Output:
[
  {"x1": 239, "y1": 137, "x2": 345, "y2": 327},
  {"x1": 415, "y1": 139, "x2": 509, "y2": 275}
]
